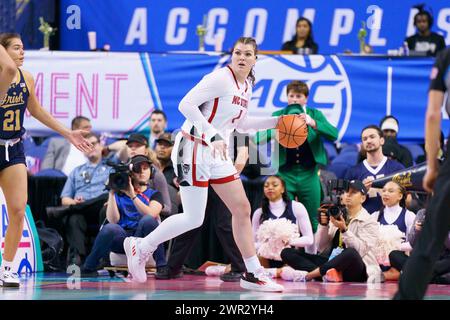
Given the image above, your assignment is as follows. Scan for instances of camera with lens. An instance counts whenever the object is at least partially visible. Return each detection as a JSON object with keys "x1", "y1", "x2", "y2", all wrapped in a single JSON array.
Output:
[
  {"x1": 321, "y1": 179, "x2": 350, "y2": 220},
  {"x1": 106, "y1": 160, "x2": 131, "y2": 191}
]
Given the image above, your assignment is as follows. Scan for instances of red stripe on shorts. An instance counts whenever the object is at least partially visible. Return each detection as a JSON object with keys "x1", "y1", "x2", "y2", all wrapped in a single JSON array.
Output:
[
  {"x1": 209, "y1": 173, "x2": 240, "y2": 185},
  {"x1": 192, "y1": 140, "x2": 209, "y2": 187}
]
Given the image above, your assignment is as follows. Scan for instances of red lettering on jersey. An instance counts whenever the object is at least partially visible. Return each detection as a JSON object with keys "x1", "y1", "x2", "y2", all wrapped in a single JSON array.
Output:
[{"x1": 232, "y1": 96, "x2": 248, "y2": 108}]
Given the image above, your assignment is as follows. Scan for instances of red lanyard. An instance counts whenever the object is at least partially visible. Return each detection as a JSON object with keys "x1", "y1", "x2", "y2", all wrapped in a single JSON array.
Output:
[{"x1": 134, "y1": 189, "x2": 150, "y2": 204}]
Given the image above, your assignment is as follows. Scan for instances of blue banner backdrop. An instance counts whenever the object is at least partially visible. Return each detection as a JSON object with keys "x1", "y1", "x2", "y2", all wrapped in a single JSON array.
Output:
[{"x1": 59, "y1": 0, "x2": 449, "y2": 54}]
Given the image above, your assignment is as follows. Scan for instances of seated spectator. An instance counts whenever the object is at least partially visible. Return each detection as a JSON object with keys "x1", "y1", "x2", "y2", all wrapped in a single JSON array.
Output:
[
  {"x1": 252, "y1": 176, "x2": 314, "y2": 269},
  {"x1": 81, "y1": 155, "x2": 166, "y2": 276},
  {"x1": 47, "y1": 133, "x2": 110, "y2": 266},
  {"x1": 280, "y1": 180, "x2": 383, "y2": 283},
  {"x1": 149, "y1": 110, "x2": 168, "y2": 149},
  {"x1": 345, "y1": 125, "x2": 404, "y2": 214},
  {"x1": 405, "y1": 5, "x2": 446, "y2": 57},
  {"x1": 281, "y1": 17, "x2": 318, "y2": 55},
  {"x1": 41, "y1": 116, "x2": 92, "y2": 176},
  {"x1": 155, "y1": 132, "x2": 177, "y2": 190},
  {"x1": 385, "y1": 209, "x2": 450, "y2": 283},
  {"x1": 379, "y1": 115, "x2": 413, "y2": 168},
  {"x1": 372, "y1": 181, "x2": 416, "y2": 267}
]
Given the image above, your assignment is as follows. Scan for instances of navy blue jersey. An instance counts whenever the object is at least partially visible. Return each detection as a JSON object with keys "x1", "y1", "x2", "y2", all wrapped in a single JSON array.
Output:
[
  {"x1": 345, "y1": 157, "x2": 404, "y2": 213},
  {"x1": 0, "y1": 69, "x2": 28, "y2": 139},
  {"x1": 377, "y1": 207, "x2": 408, "y2": 234},
  {"x1": 266, "y1": 200, "x2": 297, "y2": 224}
]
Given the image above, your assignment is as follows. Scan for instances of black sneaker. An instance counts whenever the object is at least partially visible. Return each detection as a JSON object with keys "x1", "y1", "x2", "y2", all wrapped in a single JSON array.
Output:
[
  {"x1": 220, "y1": 271, "x2": 243, "y2": 282},
  {"x1": 80, "y1": 268, "x2": 99, "y2": 278},
  {"x1": 155, "y1": 266, "x2": 183, "y2": 280},
  {"x1": 46, "y1": 206, "x2": 70, "y2": 220},
  {"x1": 183, "y1": 266, "x2": 205, "y2": 276}
]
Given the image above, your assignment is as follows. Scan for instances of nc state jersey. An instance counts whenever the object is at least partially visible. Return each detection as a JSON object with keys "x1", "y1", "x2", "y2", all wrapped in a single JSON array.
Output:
[{"x1": 180, "y1": 66, "x2": 252, "y2": 143}]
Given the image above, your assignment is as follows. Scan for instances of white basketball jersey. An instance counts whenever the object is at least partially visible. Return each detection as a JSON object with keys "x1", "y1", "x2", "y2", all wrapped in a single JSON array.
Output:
[{"x1": 180, "y1": 66, "x2": 252, "y2": 143}]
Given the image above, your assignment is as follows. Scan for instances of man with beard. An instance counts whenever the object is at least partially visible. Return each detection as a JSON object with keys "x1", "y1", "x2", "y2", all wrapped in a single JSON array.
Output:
[
  {"x1": 149, "y1": 110, "x2": 168, "y2": 149},
  {"x1": 345, "y1": 125, "x2": 404, "y2": 213}
]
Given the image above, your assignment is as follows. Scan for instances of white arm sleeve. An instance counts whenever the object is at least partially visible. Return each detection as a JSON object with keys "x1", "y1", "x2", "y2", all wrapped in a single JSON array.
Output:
[
  {"x1": 236, "y1": 116, "x2": 278, "y2": 134},
  {"x1": 289, "y1": 201, "x2": 315, "y2": 248},
  {"x1": 252, "y1": 208, "x2": 263, "y2": 248},
  {"x1": 178, "y1": 73, "x2": 226, "y2": 142}
]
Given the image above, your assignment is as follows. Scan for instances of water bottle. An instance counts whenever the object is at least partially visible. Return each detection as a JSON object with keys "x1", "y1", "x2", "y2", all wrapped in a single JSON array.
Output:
[{"x1": 402, "y1": 42, "x2": 409, "y2": 56}]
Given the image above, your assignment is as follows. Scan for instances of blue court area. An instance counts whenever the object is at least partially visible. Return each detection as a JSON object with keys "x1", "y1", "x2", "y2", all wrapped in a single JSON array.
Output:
[{"x1": 1, "y1": 273, "x2": 449, "y2": 300}]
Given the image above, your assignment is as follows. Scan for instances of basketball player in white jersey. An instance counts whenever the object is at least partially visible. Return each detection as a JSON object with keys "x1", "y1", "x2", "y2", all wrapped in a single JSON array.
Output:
[{"x1": 124, "y1": 37, "x2": 286, "y2": 291}]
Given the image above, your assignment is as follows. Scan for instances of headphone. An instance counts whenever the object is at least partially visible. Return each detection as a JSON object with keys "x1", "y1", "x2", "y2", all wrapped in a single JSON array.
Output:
[
  {"x1": 129, "y1": 157, "x2": 155, "y2": 181},
  {"x1": 413, "y1": 4, "x2": 434, "y2": 28}
]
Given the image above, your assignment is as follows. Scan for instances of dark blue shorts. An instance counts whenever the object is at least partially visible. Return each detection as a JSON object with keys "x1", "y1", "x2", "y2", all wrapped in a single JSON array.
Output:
[{"x1": 0, "y1": 141, "x2": 27, "y2": 172}]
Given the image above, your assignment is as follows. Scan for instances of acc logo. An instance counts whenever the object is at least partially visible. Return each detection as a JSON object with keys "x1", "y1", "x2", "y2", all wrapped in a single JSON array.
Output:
[{"x1": 250, "y1": 55, "x2": 352, "y2": 141}]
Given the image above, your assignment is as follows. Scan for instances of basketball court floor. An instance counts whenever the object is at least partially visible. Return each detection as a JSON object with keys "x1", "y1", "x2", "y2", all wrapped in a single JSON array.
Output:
[{"x1": 1, "y1": 272, "x2": 449, "y2": 300}]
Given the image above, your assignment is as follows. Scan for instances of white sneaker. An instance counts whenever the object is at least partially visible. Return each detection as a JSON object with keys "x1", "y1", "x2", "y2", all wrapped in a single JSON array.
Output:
[
  {"x1": 205, "y1": 265, "x2": 226, "y2": 276},
  {"x1": 0, "y1": 268, "x2": 20, "y2": 288},
  {"x1": 240, "y1": 268, "x2": 284, "y2": 292},
  {"x1": 123, "y1": 237, "x2": 151, "y2": 283},
  {"x1": 280, "y1": 266, "x2": 308, "y2": 282}
]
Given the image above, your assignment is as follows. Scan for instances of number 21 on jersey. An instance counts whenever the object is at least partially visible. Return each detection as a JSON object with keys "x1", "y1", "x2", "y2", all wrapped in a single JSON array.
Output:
[{"x1": 3, "y1": 109, "x2": 21, "y2": 131}]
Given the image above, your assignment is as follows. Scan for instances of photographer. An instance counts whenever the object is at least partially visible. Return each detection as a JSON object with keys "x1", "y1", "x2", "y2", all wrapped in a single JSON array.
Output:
[
  {"x1": 281, "y1": 180, "x2": 382, "y2": 283},
  {"x1": 111, "y1": 133, "x2": 172, "y2": 218},
  {"x1": 81, "y1": 155, "x2": 166, "y2": 276}
]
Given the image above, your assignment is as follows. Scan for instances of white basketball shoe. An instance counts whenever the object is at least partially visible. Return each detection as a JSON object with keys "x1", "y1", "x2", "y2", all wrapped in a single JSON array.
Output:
[
  {"x1": 123, "y1": 237, "x2": 152, "y2": 283},
  {"x1": 0, "y1": 267, "x2": 20, "y2": 288},
  {"x1": 240, "y1": 267, "x2": 284, "y2": 292}
]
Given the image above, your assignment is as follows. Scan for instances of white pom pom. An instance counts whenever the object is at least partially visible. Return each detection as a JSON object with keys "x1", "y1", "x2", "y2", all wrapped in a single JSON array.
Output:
[
  {"x1": 373, "y1": 224, "x2": 405, "y2": 266},
  {"x1": 256, "y1": 218, "x2": 300, "y2": 261}
]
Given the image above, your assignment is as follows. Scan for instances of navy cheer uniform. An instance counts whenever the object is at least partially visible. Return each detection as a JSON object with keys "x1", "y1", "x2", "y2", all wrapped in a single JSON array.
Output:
[
  {"x1": 0, "y1": 69, "x2": 28, "y2": 170},
  {"x1": 264, "y1": 200, "x2": 297, "y2": 268},
  {"x1": 377, "y1": 207, "x2": 408, "y2": 234},
  {"x1": 266, "y1": 201, "x2": 297, "y2": 225}
]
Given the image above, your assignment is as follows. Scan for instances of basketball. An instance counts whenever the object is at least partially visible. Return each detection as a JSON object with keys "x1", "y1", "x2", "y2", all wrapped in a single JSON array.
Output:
[{"x1": 276, "y1": 115, "x2": 308, "y2": 148}]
